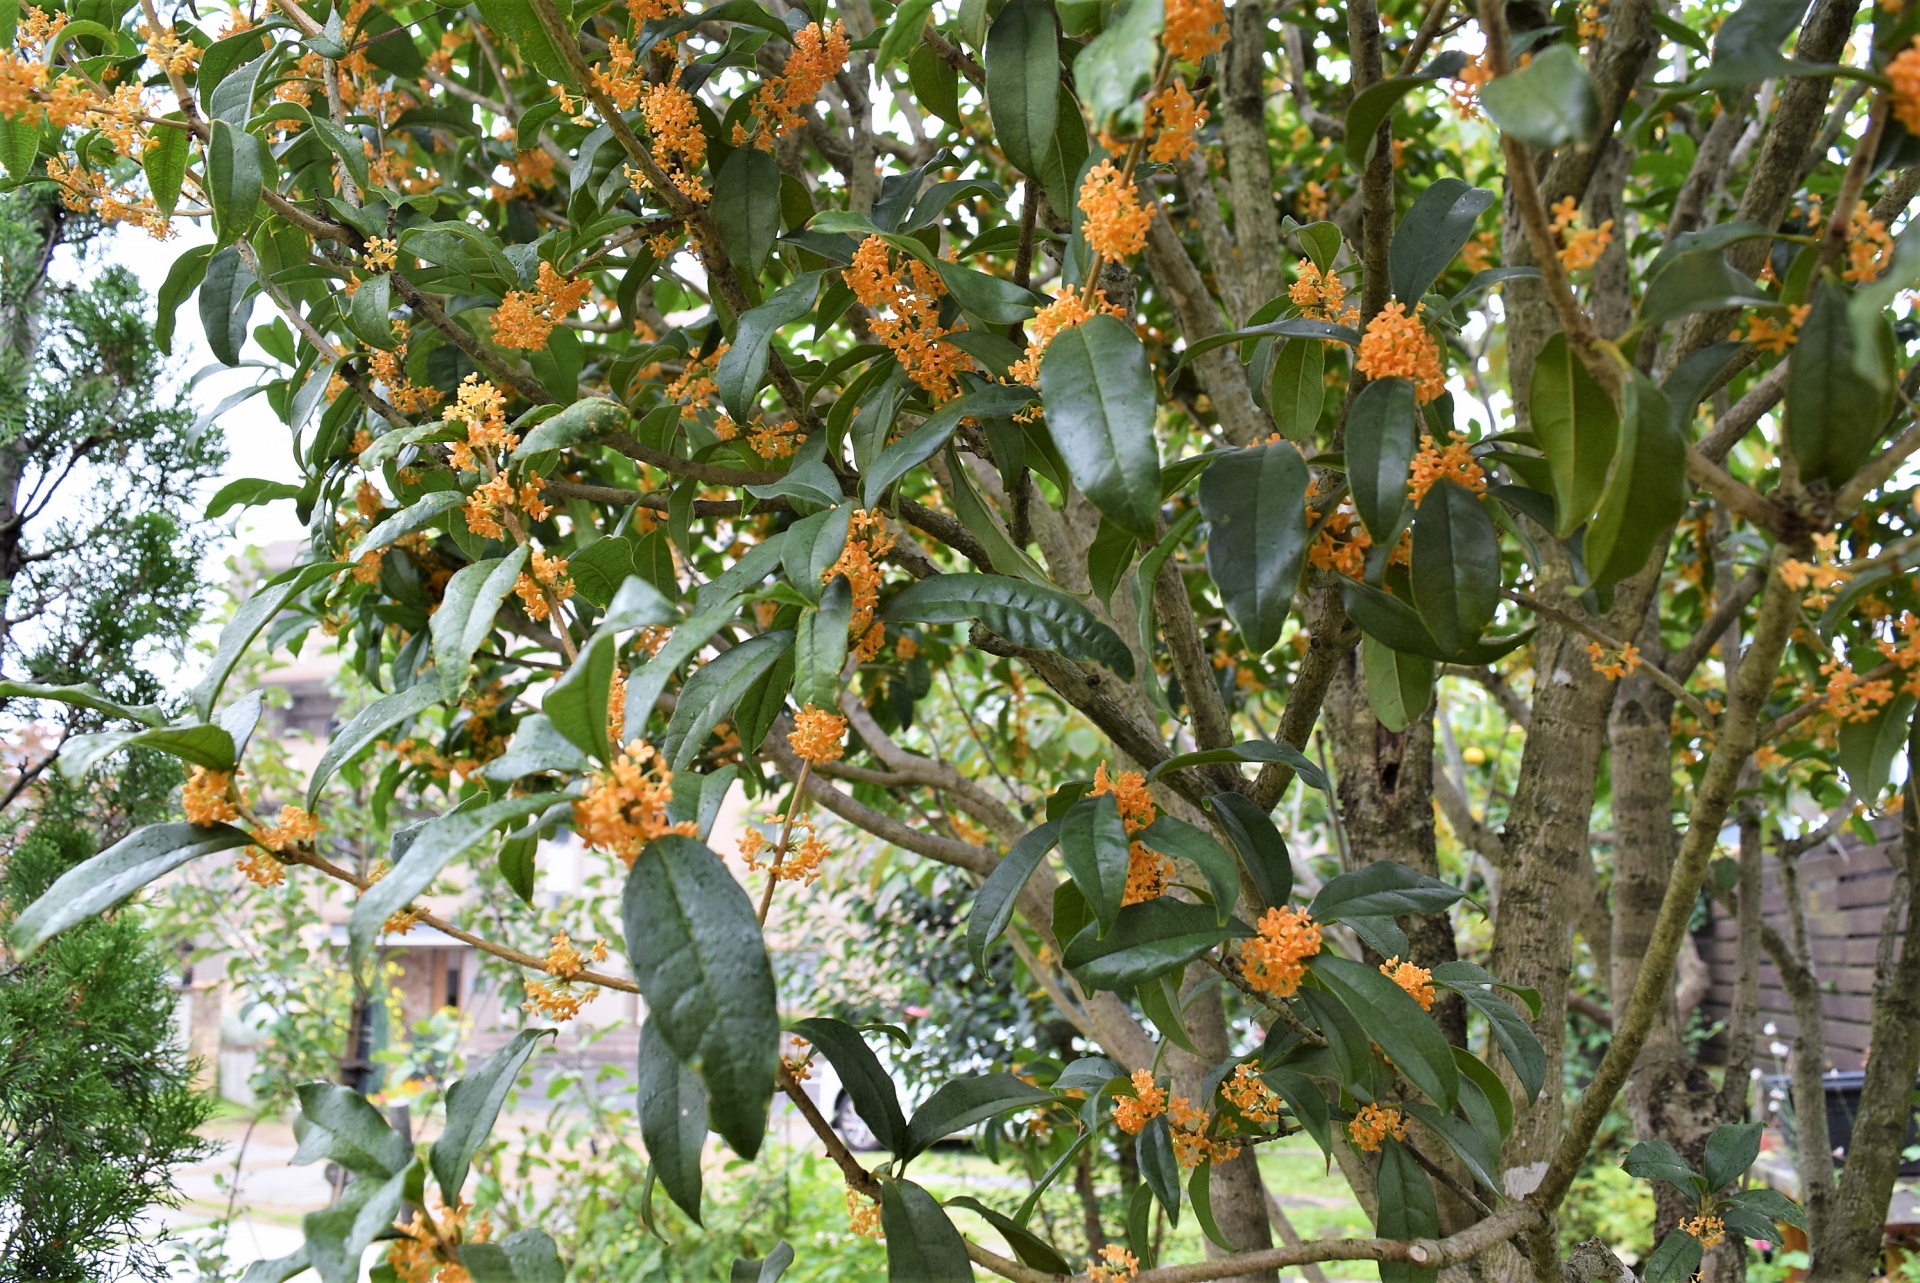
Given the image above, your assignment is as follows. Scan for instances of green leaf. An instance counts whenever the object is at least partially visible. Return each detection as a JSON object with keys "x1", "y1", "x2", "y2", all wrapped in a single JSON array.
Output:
[
  {"x1": 1035, "y1": 84, "x2": 1091, "y2": 220},
  {"x1": 1059, "y1": 792, "x2": 1131, "y2": 935},
  {"x1": 930, "y1": 258, "x2": 1044, "y2": 325},
  {"x1": 909, "y1": 41, "x2": 963, "y2": 123},
  {"x1": 1530, "y1": 333, "x2": 1620, "y2": 535},
  {"x1": 1136, "y1": 970, "x2": 1199, "y2": 1054},
  {"x1": 1198, "y1": 442, "x2": 1308, "y2": 654},
  {"x1": 303, "y1": 1168, "x2": 408, "y2": 1283},
  {"x1": 1261, "y1": 1069, "x2": 1330, "y2": 1156},
  {"x1": 1040, "y1": 315, "x2": 1162, "y2": 540},
  {"x1": 0, "y1": 112, "x2": 39, "y2": 181},
  {"x1": 942, "y1": 1198, "x2": 1071, "y2": 1274},
  {"x1": 295, "y1": 1083, "x2": 413, "y2": 1176},
  {"x1": 1642, "y1": 1229, "x2": 1705, "y2": 1283},
  {"x1": 638, "y1": 1020, "x2": 710, "y2": 1222},
  {"x1": 864, "y1": 384, "x2": 1037, "y2": 506},
  {"x1": 879, "y1": 1179, "x2": 973, "y2": 1280},
  {"x1": 1837, "y1": 692, "x2": 1915, "y2": 802},
  {"x1": 1148, "y1": 741, "x2": 1329, "y2": 791},
  {"x1": 306, "y1": 681, "x2": 445, "y2": 810},
  {"x1": 143, "y1": 119, "x2": 190, "y2": 219},
  {"x1": 881, "y1": 573, "x2": 1135, "y2": 677},
  {"x1": 1623, "y1": 1139, "x2": 1706, "y2": 1194},
  {"x1": 1585, "y1": 371, "x2": 1688, "y2": 589},
  {"x1": 1702, "y1": 1121, "x2": 1764, "y2": 1193},
  {"x1": 0, "y1": 680, "x2": 166, "y2": 727},
  {"x1": 1410, "y1": 480, "x2": 1501, "y2": 656},
  {"x1": 205, "y1": 48, "x2": 266, "y2": 123},
  {"x1": 1404, "y1": 1101, "x2": 1500, "y2": 1194},
  {"x1": 904, "y1": 1074, "x2": 1053, "y2": 1158},
  {"x1": 349, "y1": 795, "x2": 553, "y2": 967},
  {"x1": 354, "y1": 491, "x2": 465, "y2": 557},
  {"x1": 481, "y1": 713, "x2": 591, "y2": 784},
  {"x1": 433, "y1": 1030, "x2": 550, "y2": 1204},
  {"x1": 1376, "y1": 1140, "x2": 1440, "y2": 1283},
  {"x1": 1454, "y1": 1046, "x2": 1514, "y2": 1138},
  {"x1": 545, "y1": 631, "x2": 619, "y2": 763},
  {"x1": 1074, "y1": 0, "x2": 1163, "y2": 131},
  {"x1": 985, "y1": 0, "x2": 1060, "y2": 181},
  {"x1": 967, "y1": 821, "x2": 1061, "y2": 969},
  {"x1": 943, "y1": 445, "x2": 1051, "y2": 583},
  {"x1": 729, "y1": 1242, "x2": 796, "y2": 1283},
  {"x1": 459, "y1": 1229, "x2": 567, "y2": 1282},
  {"x1": 1138, "y1": 1115, "x2": 1182, "y2": 1224},
  {"x1": 1363, "y1": 635, "x2": 1434, "y2": 733},
  {"x1": 1171, "y1": 318, "x2": 1360, "y2": 372},
  {"x1": 718, "y1": 273, "x2": 824, "y2": 420},
  {"x1": 433, "y1": 549, "x2": 532, "y2": 693},
  {"x1": 194, "y1": 561, "x2": 345, "y2": 722},
  {"x1": 1430, "y1": 959, "x2": 1542, "y2": 1019},
  {"x1": 1345, "y1": 377, "x2": 1419, "y2": 544},
  {"x1": 622, "y1": 835, "x2": 780, "y2": 1158},
  {"x1": 1635, "y1": 248, "x2": 1773, "y2": 334},
  {"x1": 207, "y1": 120, "x2": 263, "y2": 244},
  {"x1": 1267, "y1": 339, "x2": 1326, "y2": 442},
  {"x1": 156, "y1": 243, "x2": 212, "y2": 355},
  {"x1": 1480, "y1": 44, "x2": 1597, "y2": 146},
  {"x1": 199, "y1": 242, "x2": 256, "y2": 367},
  {"x1": 662, "y1": 631, "x2": 793, "y2": 771},
  {"x1": 512, "y1": 397, "x2": 629, "y2": 460},
  {"x1": 1725, "y1": 1186, "x2": 1808, "y2": 1232},
  {"x1": 1686, "y1": 0, "x2": 1861, "y2": 90},
  {"x1": 794, "y1": 576, "x2": 853, "y2": 709},
  {"x1": 1436, "y1": 971, "x2": 1547, "y2": 1102},
  {"x1": 1310, "y1": 860, "x2": 1463, "y2": 921},
  {"x1": 1389, "y1": 179, "x2": 1496, "y2": 304},
  {"x1": 1787, "y1": 277, "x2": 1896, "y2": 488},
  {"x1": 1137, "y1": 816, "x2": 1240, "y2": 923},
  {"x1": 1206, "y1": 791, "x2": 1293, "y2": 910},
  {"x1": 239, "y1": 1247, "x2": 311, "y2": 1283},
  {"x1": 1343, "y1": 56, "x2": 1464, "y2": 168},
  {"x1": 11, "y1": 822, "x2": 252, "y2": 958},
  {"x1": 1311, "y1": 955, "x2": 1458, "y2": 1110},
  {"x1": 206, "y1": 477, "x2": 302, "y2": 518},
  {"x1": 791, "y1": 1016, "x2": 908, "y2": 1157},
  {"x1": 348, "y1": 272, "x2": 398, "y2": 349},
  {"x1": 623, "y1": 599, "x2": 744, "y2": 742},
  {"x1": 1062, "y1": 898, "x2": 1249, "y2": 991},
  {"x1": 1188, "y1": 1161, "x2": 1231, "y2": 1250},
  {"x1": 713, "y1": 147, "x2": 782, "y2": 281}
]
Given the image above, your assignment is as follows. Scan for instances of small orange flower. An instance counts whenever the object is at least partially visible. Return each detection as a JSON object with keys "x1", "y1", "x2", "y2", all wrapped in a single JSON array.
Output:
[
  {"x1": 492, "y1": 261, "x2": 593, "y2": 351},
  {"x1": 1146, "y1": 80, "x2": 1208, "y2": 163},
  {"x1": 1379, "y1": 956, "x2": 1435, "y2": 1011},
  {"x1": 843, "y1": 236, "x2": 969, "y2": 401},
  {"x1": 1221, "y1": 1063, "x2": 1282, "y2": 1123},
  {"x1": 1113, "y1": 1069, "x2": 1168, "y2": 1134},
  {"x1": 846, "y1": 1188, "x2": 884, "y2": 1238},
  {"x1": 752, "y1": 21, "x2": 851, "y2": 141},
  {"x1": 183, "y1": 767, "x2": 240, "y2": 826},
  {"x1": 1348, "y1": 1102, "x2": 1408, "y2": 1152},
  {"x1": 1355, "y1": 302, "x2": 1445, "y2": 403},
  {"x1": 1079, "y1": 160, "x2": 1155, "y2": 262},
  {"x1": 1163, "y1": 0, "x2": 1227, "y2": 62},
  {"x1": 1009, "y1": 287, "x2": 1124, "y2": 385},
  {"x1": 1891, "y1": 36, "x2": 1920, "y2": 134},
  {"x1": 573, "y1": 739, "x2": 698, "y2": 866},
  {"x1": 1089, "y1": 1245, "x2": 1140, "y2": 1283},
  {"x1": 1407, "y1": 433, "x2": 1487, "y2": 506},
  {"x1": 1241, "y1": 905, "x2": 1322, "y2": 998},
  {"x1": 1681, "y1": 1214, "x2": 1726, "y2": 1249},
  {"x1": 789, "y1": 704, "x2": 848, "y2": 764}
]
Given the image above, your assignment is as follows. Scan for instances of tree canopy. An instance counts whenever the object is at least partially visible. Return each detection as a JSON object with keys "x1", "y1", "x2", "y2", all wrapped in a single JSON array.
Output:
[{"x1": 4, "y1": 0, "x2": 1920, "y2": 1276}]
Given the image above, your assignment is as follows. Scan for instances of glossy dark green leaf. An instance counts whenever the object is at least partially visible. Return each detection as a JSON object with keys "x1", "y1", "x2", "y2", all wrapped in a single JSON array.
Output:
[
  {"x1": 1138, "y1": 1115, "x2": 1182, "y2": 1224},
  {"x1": 908, "y1": 41, "x2": 962, "y2": 124},
  {"x1": 1585, "y1": 371, "x2": 1687, "y2": 589},
  {"x1": 0, "y1": 113, "x2": 39, "y2": 181},
  {"x1": 623, "y1": 598, "x2": 743, "y2": 741},
  {"x1": 1206, "y1": 791, "x2": 1294, "y2": 909},
  {"x1": 791, "y1": 1016, "x2": 908, "y2": 1157},
  {"x1": 1188, "y1": 1161, "x2": 1231, "y2": 1250},
  {"x1": 729, "y1": 1242, "x2": 796, "y2": 1283},
  {"x1": 943, "y1": 1197, "x2": 1072, "y2": 1274},
  {"x1": 1363, "y1": 635, "x2": 1434, "y2": 733},
  {"x1": 1062, "y1": 898, "x2": 1249, "y2": 991},
  {"x1": 864, "y1": 384, "x2": 1037, "y2": 506},
  {"x1": 1040, "y1": 315, "x2": 1162, "y2": 540},
  {"x1": 1478, "y1": 44, "x2": 1597, "y2": 147},
  {"x1": 11, "y1": 822, "x2": 252, "y2": 958},
  {"x1": 718, "y1": 272, "x2": 824, "y2": 420},
  {"x1": 354, "y1": 491, "x2": 465, "y2": 558},
  {"x1": 794, "y1": 575, "x2": 852, "y2": 709},
  {"x1": 1148, "y1": 740, "x2": 1329, "y2": 791},
  {"x1": 1261, "y1": 1068, "x2": 1330, "y2": 1156},
  {"x1": 1309, "y1": 860, "x2": 1463, "y2": 922},
  {"x1": 967, "y1": 821, "x2": 1061, "y2": 968},
  {"x1": 1267, "y1": 339, "x2": 1326, "y2": 441},
  {"x1": 1137, "y1": 816, "x2": 1240, "y2": 922},
  {"x1": 1703, "y1": 1121, "x2": 1764, "y2": 1193},
  {"x1": 931, "y1": 258, "x2": 1044, "y2": 325},
  {"x1": 205, "y1": 477, "x2": 302, "y2": 518},
  {"x1": 1376, "y1": 1139, "x2": 1440, "y2": 1283},
  {"x1": 638, "y1": 1021, "x2": 710, "y2": 1221},
  {"x1": 879, "y1": 1179, "x2": 973, "y2": 1280},
  {"x1": 1035, "y1": 83, "x2": 1091, "y2": 219},
  {"x1": 1837, "y1": 692, "x2": 1915, "y2": 801},
  {"x1": 1074, "y1": 0, "x2": 1162, "y2": 130},
  {"x1": 1343, "y1": 57, "x2": 1461, "y2": 168},
  {"x1": 433, "y1": 1030, "x2": 549, "y2": 1204},
  {"x1": 1786, "y1": 277, "x2": 1897, "y2": 488},
  {"x1": 662, "y1": 632, "x2": 793, "y2": 771},
  {"x1": 545, "y1": 630, "x2": 619, "y2": 762},
  {"x1": 1404, "y1": 1101, "x2": 1499, "y2": 1193},
  {"x1": 622, "y1": 835, "x2": 779, "y2": 1158},
  {"x1": 1410, "y1": 480, "x2": 1500, "y2": 655},
  {"x1": 881, "y1": 572, "x2": 1135, "y2": 677},
  {"x1": 1529, "y1": 333, "x2": 1619, "y2": 536},
  {"x1": 458, "y1": 1229, "x2": 566, "y2": 1282},
  {"x1": 1136, "y1": 970, "x2": 1199, "y2": 1054},
  {"x1": 1312, "y1": 956, "x2": 1457, "y2": 1110},
  {"x1": 984, "y1": 0, "x2": 1058, "y2": 180},
  {"x1": 1725, "y1": 1186, "x2": 1808, "y2": 1231},
  {"x1": 481, "y1": 714, "x2": 591, "y2": 784},
  {"x1": 1635, "y1": 248, "x2": 1772, "y2": 334},
  {"x1": 712, "y1": 145, "x2": 781, "y2": 280},
  {"x1": 199, "y1": 242, "x2": 255, "y2": 366},
  {"x1": 1198, "y1": 442, "x2": 1309, "y2": 653},
  {"x1": 294, "y1": 1083, "x2": 412, "y2": 1176},
  {"x1": 143, "y1": 119, "x2": 190, "y2": 219},
  {"x1": 1439, "y1": 973, "x2": 1547, "y2": 1103},
  {"x1": 1059, "y1": 793, "x2": 1130, "y2": 935},
  {"x1": 904, "y1": 1075, "x2": 1054, "y2": 1158},
  {"x1": 1430, "y1": 959, "x2": 1542, "y2": 1018},
  {"x1": 1346, "y1": 377, "x2": 1419, "y2": 543},
  {"x1": 1389, "y1": 179, "x2": 1496, "y2": 304},
  {"x1": 1642, "y1": 1229, "x2": 1704, "y2": 1283},
  {"x1": 0, "y1": 680, "x2": 166, "y2": 728},
  {"x1": 1454, "y1": 1046, "x2": 1514, "y2": 1139},
  {"x1": 207, "y1": 120, "x2": 263, "y2": 244},
  {"x1": 305, "y1": 681, "x2": 445, "y2": 810},
  {"x1": 432, "y1": 549, "x2": 532, "y2": 693}
]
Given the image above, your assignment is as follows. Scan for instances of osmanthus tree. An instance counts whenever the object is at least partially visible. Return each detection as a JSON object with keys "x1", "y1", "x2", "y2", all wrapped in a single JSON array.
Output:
[{"x1": 8, "y1": 0, "x2": 1920, "y2": 1272}]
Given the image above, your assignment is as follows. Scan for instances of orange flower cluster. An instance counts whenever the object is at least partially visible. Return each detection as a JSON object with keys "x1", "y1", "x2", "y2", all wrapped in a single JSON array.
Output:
[
  {"x1": 1009, "y1": 287, "x2": 1124, "y2": 385},
  {"x1": 1297, "y1": 180, "x2": 1330, "y2": 222},
  {"x1": 523, "y1": 931, "x2": 608, "y2": 1022},
  {"x1": 1241, "y1": 905, "x2": 1321, "y2": 998},
  {"x1": 1407, "y1": 433, "x2": 1487, "y2": 506},
  {"x1": 139, "y1": 17, "x2": 202, "y2": 77},
  {"x1": 447, "y1": 376, "x2": 517, "y2": 469},
  {"x1": 1090, "y1": 762, "x2": 1174, "y2": 905},
  {"x1": 544, "y1": 929, "x2": 609, "y2": 980},
  {"x1": 636, "y1": 69, "x2": 708, "y2": 201},
  {"x1": 1821, "y1": 654, "x2": 1896, "y2": 723},
  {"x1": 751, "y1": 21, "x2": 851, "y2": 142},
  {"x1": 368, "y1": 331, "x2": 445, "y2": 414},
  {"x1": 666, "y1": 345, "x2": 726, "y2": 418},
  {"x1": 1741, "y1": 304, "x2": 1810, "y2": 354},
  {"x1": 844, "y1": 236, "x2": 968, "y2": 401},
  {"x1": 1448, "y1": 55, "x2": 1492, "y2": 119},
  {"x1": 1845, "y1": 203, "x2": 1893, "y2": 284},
  {"x1": 236, "y1": 849, "x2": 286, "y2": 887},
  {"x1": 826, "y1": 508, "x2": 897, "y2": 660},
  {"x1": 1089, "y1": 1245, "x2": 1140, "y2": 1283},
  {"x1": 1163, "y1": 0, "x2": 1227, "y2": 62},
  {"x1": 1379, "y1": 956, "x2": 1435, "y2": 1011},
  {"x1": 254, "y1": 804, "x2": 319, "y2": 854},
  {"x1": 591, "y1": 34, "x2": 647, "y2": 110},
  {"x1": 1221, "y1": 1063, "x2": 1283, "y2": 1123},
  {"x1": 748, "y1": 418, "x2": 801, "y2": 458},
  {"x1": 1880, "y1": 613, "x2": 1920, "y2": 698},
  {"x1": 1461, "y1": 230, "x2": 1498, "y2": 273},
  {"x1": 1356, "y1": 302, "x2": 1445, "y2": 404},
  {"x1": 1113, "y1": 1069, "x2": 1168, "y2": 1134},
  {"x1": 43, "y1": 154, "x2": 171, "y2": 238},
  {"x1": 1551, "y1": 197, "x2": 1613, "y2": 272},
  {"x1": 184, "y1": 768, "x2": 241, "y2": 826},
  {"x1": 1170, "y1": 1094, "x2": 1241, "y2": 1167},
  {"x1": 1781, "y1": 531, "x2": 1852, "y2": 609},
  {"x1": 1586, "y1": 641, "x2": 1643, "y2": 681},
  {"x1": 573, "y1": 739, "x2": 699, "y2": 866},
  {"x1": 388, "y1": 1197, "x2": 490, "y2": 1283},
  {"x1": 739, "y1": 811, "x2": 833, "y2": 884},
  {"x1": 493, "y1": 262, "x2": 593, "y2": 350},
  {"x1": 846, "y1": 1189, "x2": 884, "y2": 1238},
  {"x1": 1347, "y1": 1102, "x2": 1408, "y2": 1152},
  {"x1": 1289, "y1": 259, "x2": 1359, "y2": 327},
  {"x1": 1892, "y1": 37, "x2": 1920, "y2": 134},
  {"x1": 1577, "y1": 0, "x2": 1608, "y2": 40},
  {"x1": 789, "y1": 704, "x2": 848, "y2": 764},
  {"x1": 514, "y1": 548, "x2": 574, "y2": 622},
  {"x1": 1079, "y1": 160, "x2": 1155, "y2": 262},
  {"x1": 1681, "y1": 1214, "x2": 1727, "y2": 1249},
  {"x1": 1146, "y1": 81, "x2": 1208, "y2": 163},
  {"x1": 629, "y1": 0, "x2": 685, "y2": 20}
]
